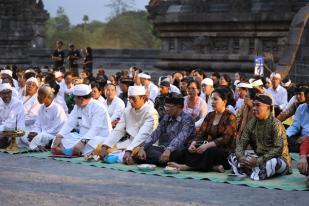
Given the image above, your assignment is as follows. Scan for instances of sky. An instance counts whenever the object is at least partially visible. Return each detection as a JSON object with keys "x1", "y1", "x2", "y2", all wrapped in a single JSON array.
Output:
[{"x1": 42, "y1": 0, "x2": 149, "y2": 25}]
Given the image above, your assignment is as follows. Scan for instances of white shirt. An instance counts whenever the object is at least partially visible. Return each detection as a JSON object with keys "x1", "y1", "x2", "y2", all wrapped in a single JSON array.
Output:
[
  {"x1": 235, "y1": 98, "x2": 244, "y2": 112},
  {"x1": 104, "y1": 101, "x2": 159, "y2": 151},
  {"x1": 59, "y1": 99, "x2": 112, "y2": 140},
  {"x1": 183, "y1": 96, "x2": 208, "y2": 128},
  {"x1": 106, "y1": 96, "x2": 125, "y2": 121},
  {"x1": 0, "y1": 97, "x2": 25, "y2": 132},
  {"x1": 170, "y1": 85, "x2": 181, "y2": 94},
  {"x1": 32, "y1": 101, "x2": 67, "y2": 135},
  {"x1": 267, "y1": 85, "x2": 288, "y2": 110},
  {"x1": 146, "y1": 82, "x2": 159, "y2": 102},
  {"x1": 54, "y1": 94, "x2": 69, "y2": 114},
  {"x1": 200, "y1": 93, "x2": 213, "y2": 113},
  {"x1": 96, "y1": 96, "x2": 108, "y2": 109},
  {"x1": 23, "y1": 94, "x2": 41, "y2": 129},
  {"x1": 59, "y1": 80, "x2": 74, "y2": 99}
]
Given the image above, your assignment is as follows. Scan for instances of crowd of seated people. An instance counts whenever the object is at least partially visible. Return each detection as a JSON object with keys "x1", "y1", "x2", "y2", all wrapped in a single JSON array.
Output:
[{"x1": 0, "y1": 56, "x2": 309, "y2": 187}]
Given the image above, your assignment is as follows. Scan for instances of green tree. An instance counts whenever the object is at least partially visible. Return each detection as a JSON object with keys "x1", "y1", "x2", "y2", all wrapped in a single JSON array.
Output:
[{"x1": 105, "y1": 0, "x2": 135, "y2": 18}]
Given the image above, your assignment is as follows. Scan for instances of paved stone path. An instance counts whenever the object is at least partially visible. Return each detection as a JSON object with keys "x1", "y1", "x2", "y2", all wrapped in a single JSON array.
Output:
[{"x1": 0, "y1": 153, "x2": 308, "y2": 206}]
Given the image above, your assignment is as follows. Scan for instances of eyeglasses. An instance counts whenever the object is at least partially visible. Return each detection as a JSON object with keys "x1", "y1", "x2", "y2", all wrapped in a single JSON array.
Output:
[
  {"x1": 187, "y1": 87, "x2": 198, "y2": 90},
  {"x1": 128, "y1": 96, "x2": 139, "y2": 102}
]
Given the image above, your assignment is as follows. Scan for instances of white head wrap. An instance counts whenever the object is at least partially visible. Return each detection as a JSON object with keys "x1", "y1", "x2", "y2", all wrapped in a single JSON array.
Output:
[
  {"x1": 73, "y1": 84, "x2": 92, "y2": 96},
  {"x1": 26, "y1": 77, "x2": 39, "y2": 87},
  {"x1": 0, "y1": 83, "x2": 12, "y2": 92},
  {"x1": 1, "y1": 69, "x2": 13, "y2": 77},
  {"x1": 138, "y1": 73, "x2": 151, "y2": 79},
  {"x1": 128, "y1": 86, "x2": 146, "y2": 96},
  {"x1": 201, "y1": 78, "x2": 214, "y2": 86}
]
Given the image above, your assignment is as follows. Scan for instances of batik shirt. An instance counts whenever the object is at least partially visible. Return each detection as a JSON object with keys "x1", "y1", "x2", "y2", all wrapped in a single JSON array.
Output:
[
  {"x1": 143, "y1": 112, "x2": 195, "y2": 152},
  {"x1": 236, "y1": 115, "x2": 291, "y2": 169}
]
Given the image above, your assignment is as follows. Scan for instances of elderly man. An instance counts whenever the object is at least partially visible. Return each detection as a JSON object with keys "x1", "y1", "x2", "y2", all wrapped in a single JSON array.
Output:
[
  {"x1": 298, "y1": 137, "x2": 309, "y2": 188},
  {"x1": 22, "y1": 85, "x2": 67, "y2": 151},
  {"x1": 0, "y1": 83, "x2": 25, "y2": 148},
  {"x1": 136, "y1": 93, "x2": 195, "y2": 166},
  {"x1": 105, "y1": 83, "x2": 125, "y2": 128},
  {"x1": 23, "y1": 77, "x2": 41, "y2": 132},
  {"x1": 200, "y1": 78, "x2": 214, "y2": 113},
  {"x1": 51, "y1": 84, "x2": 112, "y2": 156},
  {"x1": 228, "y1": 94, "x2": 291, "y2": 180},
  {"x1": 267, "y1": 72, "x2": 288, "y2": 116},
  {"x1": 286, "y1": 88, "x2": 309, "y2": 153},
  {"x1": 99, "y1": 86, "x2": 159, "y2": 165},
  {"x1": 138, "y1": 72, "x2": 159, "y2": 102}
]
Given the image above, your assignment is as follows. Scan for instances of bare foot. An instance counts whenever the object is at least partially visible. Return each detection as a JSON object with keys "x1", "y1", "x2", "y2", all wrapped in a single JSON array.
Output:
[
  {"x1": 212, "y1": 165, "x2": 225, "y2": 173},
  {"x1": 167, "y1": 162, "x2": 191, "y2": 171}
]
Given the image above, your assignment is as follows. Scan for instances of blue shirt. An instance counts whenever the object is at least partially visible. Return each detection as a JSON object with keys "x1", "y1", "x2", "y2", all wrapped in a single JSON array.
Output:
[
  {"x1": 143, "y1": 112, "x2": 195, "y2": 152},
  {"x1": 286, "y1": 103, "x2": 309, "y2": 137}
]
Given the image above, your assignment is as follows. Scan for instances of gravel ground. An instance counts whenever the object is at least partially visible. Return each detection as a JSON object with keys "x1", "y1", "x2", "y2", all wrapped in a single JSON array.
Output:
[{"x1": 0, "y1": 153, "x2": 308, "y2": 206}]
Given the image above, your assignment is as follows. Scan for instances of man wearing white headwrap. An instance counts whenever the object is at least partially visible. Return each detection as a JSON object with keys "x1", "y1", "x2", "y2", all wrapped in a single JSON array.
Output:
[
  {"x1": 0, "y1": 83, "x2": 25, "y2": 147},
  {"x1": 20, "y1": 85, "x2": 67, "y2": 151},
  {"x1": 98, "y1": 85, "x2": 159, "y2": 165},
  {"x1": 267, "y1": 72, "x2": 288, "y2": 116},
  {"x1": 138, "y1": 72, "x2": 159, "y2": 102},
  {"x1": 51, "y1": 84, "x2": 112, "y2": 156},
  {"x1": 235, "y1": 82, "x2": 252, "y2": 112},
  {"x1": 22, "y1": 77, "x2": 41, "y2": 132}
]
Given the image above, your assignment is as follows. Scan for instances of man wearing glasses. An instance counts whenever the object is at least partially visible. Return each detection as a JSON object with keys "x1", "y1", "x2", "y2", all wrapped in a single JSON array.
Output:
[
  {"x1": 99, "y1": 86, "x2": 159, "y2": 165},
  {"x1": 229, "y1": 94, "x2": 291, "y2": 180}
]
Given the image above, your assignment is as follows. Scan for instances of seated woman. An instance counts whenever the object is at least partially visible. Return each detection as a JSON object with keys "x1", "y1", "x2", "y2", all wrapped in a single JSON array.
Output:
[
  {"x1": 183, "y1": 80, "x2": 208, "y2": 130},
  {"x1": 236, "y1": 88, "x2": 256, "y2": 138},
  {"x1": 169, "y1": 88, "x2": 237, "y2": 172},
  {"x1": 229, "y1": 94, "x2": 291, "y2": 181}
]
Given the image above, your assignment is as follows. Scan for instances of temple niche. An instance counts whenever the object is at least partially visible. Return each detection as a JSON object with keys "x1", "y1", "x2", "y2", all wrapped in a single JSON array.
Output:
[
  {"x1": 0, "y1": 0, "x2": 49, "y2": 65},
  {"x1": 147, "y1": 0, "x2": 309, "y2": 79}
]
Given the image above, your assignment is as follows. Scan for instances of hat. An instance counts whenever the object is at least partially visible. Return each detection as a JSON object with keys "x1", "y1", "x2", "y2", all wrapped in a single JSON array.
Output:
[
  {"x1": 236, "y1": 82, "x2": 252, "y2": 89},
  {"x1": 282, "y1": 79, "x2": 291, "y2": 87},
  {"x1": 251, "y1": 79, "x2": 263, "y2": 87},
  {"x1": 0, "y1": 83, "x2": 12, "y2": 92},
  {"x1": 233, "y1": 80, "x2": 240, "y2": 86},
  {"x1": 26, "y1": 77, "x2": 39, "y2": 87},
  {"x1": 128, "y1": 86, "x2": 146, "y2": 96},
  {"x1": 54, "y1": 71, "x2": 63, "y2": 79},
  {"x1": 255, "y1": 94, "x2": 273, "y2": 106},
  {"x1": 160, "y1": 81, "x2": 170, "y2": 87},
  {"x1": 165, "y1": 92, "x2": 184, "y2": 106},
  {"x1": 138, "y1": 73, "x2": 151, "y2": 79},
  {"x1": 73, "y1": 84, "x2": 92, "y2": 96},
  {"x1": 1, "y1": 69, "x2": 13, "y2": 77},
  {"x1": 270, "y1": 72, "x2": 281, "y2": 80},
  {"x1": 201, "y1": 78, "x2": 214, "y2": 86}
]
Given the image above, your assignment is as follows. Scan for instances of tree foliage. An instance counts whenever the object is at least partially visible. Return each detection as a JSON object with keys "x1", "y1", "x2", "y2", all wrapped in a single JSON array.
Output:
[{"x1": 45, "y1": 7, "x2": 160, "y2": 49}]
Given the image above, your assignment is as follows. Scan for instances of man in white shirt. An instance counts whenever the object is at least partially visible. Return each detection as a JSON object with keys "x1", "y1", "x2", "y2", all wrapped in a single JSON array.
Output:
[
  {"x1": 105, "y1": 83, "x2": 125, "y2": 128},
  {"x1": 200, "y1": 78, "x2": 214, "y2": 113},
  {"x1": 99, "y1": 86, "x2": 159, "y2": 165},
  {"x1": 138, "y1": 72, "x2": 159, "y2": 102},
  {"x1": 0, "y1": 83, "x2": 25, "y2": 147},
  {"x1": 23, "y1": 77, "x2": 41, "y2": 132},
  {"x1": 267, "y1": 72, "x2": 288, "y2": 116},
  {"x1": 235, "y1": 82, "x2": 252, "y2": 112},
  {"x1": 51, "y1": 84, "x2": 112, "y2": 156},
  {"x1": 23, "y1": 85, "x2": 67, "y2": 151}
]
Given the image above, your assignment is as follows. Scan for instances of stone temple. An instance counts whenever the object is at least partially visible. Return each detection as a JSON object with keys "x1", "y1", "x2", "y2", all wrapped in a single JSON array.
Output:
[
  {"x1": 147, "y1": 0, "x2": 309, "y2": 81},
  {"x1": 0, "y1": 0, "x2": 48, "y2": 65}
]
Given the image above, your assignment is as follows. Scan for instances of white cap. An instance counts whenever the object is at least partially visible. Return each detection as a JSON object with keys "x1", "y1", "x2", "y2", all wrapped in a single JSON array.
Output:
[
  {"x1": 54, "y1": 71, "x2": 63, "y2": 79},
  {"x1": 0, "y1": 83, "x2": 12, "y2": 92},
  {"x1": 236, "y1": 82, "x2": 252, "y2": 89},
  {"x1": 26, "y1": 77, "x2": 39, "y2": 87},
  {"x1": 233, "y1": 80, "x2": 240, "y2": 86},
  {"x1": 1, "y1": 69, "x2": 13, "y2": 77},
  {"x1": 128, "y1": 86, "x2": 146, "y2": 96},
  {"x1": 251, "y1": 79, "x2": 264, "y2": 87},
  {"x1": 138, "y1": 73, "x2": 151, "y2": 79},
  {"x1": 73, "y1": 84, "x2": 92, "y2": 96},
  {"x1": 201, "y1": 78, "x2": 213, "y2": 86},
  {"x1": 270, "y1": 72, "x2": 281, "y2": 80}
]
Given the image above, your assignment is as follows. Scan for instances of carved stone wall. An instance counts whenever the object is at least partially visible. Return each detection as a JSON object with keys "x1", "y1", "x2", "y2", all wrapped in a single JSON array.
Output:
[
  {"x1": 0, "y1": 0, "x2": 48, "y2": 65},
  {"x1": 148, "y1": 0, "x2": 309, "y2": 75}
]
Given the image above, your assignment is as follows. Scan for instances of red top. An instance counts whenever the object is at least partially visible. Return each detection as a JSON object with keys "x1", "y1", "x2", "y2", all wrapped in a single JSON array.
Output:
[{"x1": 300, "y1": 137, "x2": 309, "y2": 156}]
